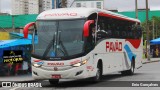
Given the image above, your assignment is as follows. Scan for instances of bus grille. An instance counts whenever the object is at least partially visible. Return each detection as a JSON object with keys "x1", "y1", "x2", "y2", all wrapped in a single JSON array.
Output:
[{"x1": 40, "y1": 66, "x2": 73, "y2": 71}]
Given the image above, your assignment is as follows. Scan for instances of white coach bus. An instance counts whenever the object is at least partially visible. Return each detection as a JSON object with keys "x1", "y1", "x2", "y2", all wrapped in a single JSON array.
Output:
[{"x1": 23, "y1": 8, "x2": 143, "y2": 85}]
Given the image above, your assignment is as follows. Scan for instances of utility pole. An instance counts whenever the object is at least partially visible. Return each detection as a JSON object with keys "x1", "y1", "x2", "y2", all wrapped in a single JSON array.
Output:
[
  {"x1": 156, "y1": 25, "x2": 158, "y2": 38},
  {"x1": 61, "y1": 0, "x2": 67, "y2": 8},
  {"x1": 146, "y1": 0, "x2": 150, "y2": 60},
  {"x1": 0, "y1": 0, "x2": 1, "y2": 13},
  {"x1": 39, "y1": 0, "x2": 42, "y2": 13},
  {"x1": 54, "y1": 0, "x2": 57, "y2": 9},
  {"x1": 152, "y1": 20, "x2": 155, "y2": 39},
  {"x1": 135, "y1": 0, "x2": 138, "y2": 19}
]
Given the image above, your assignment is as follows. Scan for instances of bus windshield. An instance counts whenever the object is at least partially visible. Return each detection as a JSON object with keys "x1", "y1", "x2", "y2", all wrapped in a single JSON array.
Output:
[{"x1": 33, "y1": 19, "x2": 85, "y2": 59}]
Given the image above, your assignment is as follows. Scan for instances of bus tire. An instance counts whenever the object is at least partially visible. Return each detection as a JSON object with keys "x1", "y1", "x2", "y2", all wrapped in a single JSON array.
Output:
[
  {"x1": 93, "y1": 61, "x2": 102, "y2": 82},
  {"x1": 121, "y1": 59, "x2": 135, "y2": 75},
  {"x1": 49, "y1": 79, "x2": 59, "y2": 85}
]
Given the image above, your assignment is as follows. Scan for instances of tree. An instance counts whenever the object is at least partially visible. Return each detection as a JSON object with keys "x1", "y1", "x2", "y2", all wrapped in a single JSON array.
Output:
[{"x1": 142, "y1": 16, "x2": 160, "y2": 40}]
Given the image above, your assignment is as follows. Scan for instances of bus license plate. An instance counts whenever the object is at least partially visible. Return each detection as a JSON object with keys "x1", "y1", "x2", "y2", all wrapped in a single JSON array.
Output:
[{"x1": 52, "y1": 75, "x2": 61, "y2": 79}]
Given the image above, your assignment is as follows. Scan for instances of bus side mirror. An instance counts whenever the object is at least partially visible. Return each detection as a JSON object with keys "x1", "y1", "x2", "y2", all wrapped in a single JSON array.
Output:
[
  {"x1": 83, "y1": 20, "x2": 94, "y2": 37},
  {"x1": 23, "y1": 22, "x2": 35, "y2": 38}
]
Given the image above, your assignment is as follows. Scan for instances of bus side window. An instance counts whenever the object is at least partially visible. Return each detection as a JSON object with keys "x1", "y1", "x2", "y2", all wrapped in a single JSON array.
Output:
[
  {"x1": 115, "y1": 31, "x2": 120, "y2": 38},
  {"x1": 137, "y1": 26, "x2": 142, "y2": 39},
  {"x1": 122, "y1": 31, "x2": 127, "y2": 38},
  {"x1": 85, "y1": 24, "x2": 96, "y2": 53},
  {"x1": 131, "y1": 23, "x2": 142, "y2": 39},
  {"x1": 86, "y1": 13, "x2": 97, "y2": 51},
  {"x1": 106, "y1": 26, "x2": 112, "y2": 37}
]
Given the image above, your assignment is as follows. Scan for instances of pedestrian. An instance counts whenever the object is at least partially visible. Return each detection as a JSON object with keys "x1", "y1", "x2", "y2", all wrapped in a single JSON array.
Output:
[{"x1": 22, "y1": 61, "x2": 29, "y2": 74}]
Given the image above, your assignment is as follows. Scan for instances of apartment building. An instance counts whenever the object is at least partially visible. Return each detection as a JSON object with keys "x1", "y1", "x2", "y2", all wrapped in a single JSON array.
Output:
[
  {"x1": 39, "y1": 0, "x2": 52, "y2": 13},
  {"x1": 28, "y1": 0, "x2": 39, "y2": 14},
  {"x1": 12, "y1": 0, "x2": 25, "y2": 15},
  {"x1": 11, "y1": 0, "x2": 39, "y2": 15},
  {"x1": 68, "y1": 0, "x2": 104, "y2": 9}
]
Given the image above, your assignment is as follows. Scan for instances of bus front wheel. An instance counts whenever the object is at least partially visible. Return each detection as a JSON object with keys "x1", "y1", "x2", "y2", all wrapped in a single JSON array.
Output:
[{"x1": 49, "y1": 79, "x2": 59, "y2": 85}]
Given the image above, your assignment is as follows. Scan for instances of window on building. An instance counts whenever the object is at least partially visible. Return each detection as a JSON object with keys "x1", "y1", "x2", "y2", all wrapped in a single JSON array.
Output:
[
  {"x1": 82, "y1": 3, "x2": 86, "y2": 7},
  {"x1": 91, "y1": 2, "x2": 94, "y2": 8},
  {"x1": 96, "y1": 2, "x2": 101, "y2": 9},
  {"x1": 76, "y1": 3, "x2": 81, "y2": 7}
]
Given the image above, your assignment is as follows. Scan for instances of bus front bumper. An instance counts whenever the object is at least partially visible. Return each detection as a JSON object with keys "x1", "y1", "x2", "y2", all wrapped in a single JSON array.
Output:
[{"x1": 32, "y1": 65, "x2": 91, "y2": 80}]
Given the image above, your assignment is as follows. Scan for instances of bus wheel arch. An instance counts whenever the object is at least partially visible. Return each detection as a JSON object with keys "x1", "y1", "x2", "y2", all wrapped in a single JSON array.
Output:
[
  {"x1": 132, "y1": 57, "x2": 135, "y2": 69},
  {"x1": 121, "y1": 57, "x2": 135, "y2": 75},
  {"x1": 93, "y1": 59, "x2": 103, "y2": 82},
  {"x1": 130, "y1": 56, "x2": 135, "y2": 74},
  {"x1": 98, "y1": 59, "x2": 103, "y2": 76}
]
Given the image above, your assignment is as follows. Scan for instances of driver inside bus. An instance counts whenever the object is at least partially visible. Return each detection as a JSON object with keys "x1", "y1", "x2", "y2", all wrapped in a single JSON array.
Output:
[
  {"x1": 85, "y1": 24, "x2": 96, "y2": 53},
  {"x1": 73, "y1": 35, "x2": 81, "y2": 43},
  {"x1": 92, "y1": 26, "x2": 96, "y2": 44}
]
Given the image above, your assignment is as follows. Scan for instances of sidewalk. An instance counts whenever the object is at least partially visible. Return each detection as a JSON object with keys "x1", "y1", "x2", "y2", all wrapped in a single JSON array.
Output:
[{"x1": 143, "y1": 58, "x2": 160, "y2": 64}]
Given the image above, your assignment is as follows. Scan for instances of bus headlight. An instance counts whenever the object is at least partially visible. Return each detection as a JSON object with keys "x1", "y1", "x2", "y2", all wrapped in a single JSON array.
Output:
[
  {"x1": 72, "y1": 59, "x2": 88, "y2": 67},
  {"x1": 32, "y1": 61, "x2": 44, "y2": 67},
  {"x1": 82, "y1": 59, "x2": 87, "y2": 65},
  {"x1": 33, "y1": 63, "x2": 41, "y2": 67},
  {"x1": 72, "y1": 63, "x2": 81, "y2": 67}
]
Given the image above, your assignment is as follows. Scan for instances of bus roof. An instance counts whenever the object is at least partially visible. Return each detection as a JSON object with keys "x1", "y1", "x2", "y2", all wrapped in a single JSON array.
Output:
[{"x1": 37, "y1": 8, "x2": 140, "y2": 23}]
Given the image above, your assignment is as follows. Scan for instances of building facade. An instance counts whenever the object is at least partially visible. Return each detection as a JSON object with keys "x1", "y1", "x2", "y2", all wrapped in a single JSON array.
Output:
[
  {"x1": 11, "y1": 0, "x2": 39, "y2": 15},
  {"x1": 28, "y1": 0, "x2": 39, "y2": 14},
  {"x1": 68, "y1": 0, "x2": 104, "y2": 9},
  {"x1": 12, "y1": 0, "x2": 25, "y2": 15},
  {"x1": 39, "y1": 0, "x2": 52, "y2": 13}
]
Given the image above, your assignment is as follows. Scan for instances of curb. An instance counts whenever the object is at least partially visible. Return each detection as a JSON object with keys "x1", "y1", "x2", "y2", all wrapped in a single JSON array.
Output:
[{"x1": 142, "y1": 60, "x2": 160, "y2": 64}]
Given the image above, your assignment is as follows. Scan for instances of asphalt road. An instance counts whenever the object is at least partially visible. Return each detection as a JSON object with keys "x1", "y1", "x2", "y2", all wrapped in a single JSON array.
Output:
[{"x1": 1, "y1": 61, "x2": 160, "y2": 90}]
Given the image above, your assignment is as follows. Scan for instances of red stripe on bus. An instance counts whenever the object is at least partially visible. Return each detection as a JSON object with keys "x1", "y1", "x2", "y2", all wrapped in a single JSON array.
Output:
[
  {"x1": 125, "y1": 39, "x2": 141, "y2": 49},
  {"x1": 98, "y1": 12, "x2": 140, "y2": 24}
]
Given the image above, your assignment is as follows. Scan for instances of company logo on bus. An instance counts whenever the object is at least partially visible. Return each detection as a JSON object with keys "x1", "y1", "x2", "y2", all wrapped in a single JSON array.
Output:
[
  {"x1": 44, "y1": 13, "x2": 77, "y2": 17},
  {"x1": 106, "y1": 41, "x2": 122, "y2": 52},
  {"x1": 53, "y1": 67, "x2": 58, "y2": 71},
  {"x1": 47, "y1": 62, "x2": 64, "y2": 66}
]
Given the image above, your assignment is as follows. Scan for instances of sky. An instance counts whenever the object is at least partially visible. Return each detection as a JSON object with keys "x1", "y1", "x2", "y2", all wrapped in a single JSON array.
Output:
[
  {"x1": 0, "y1": 0, "x2": 160, "y2": 13},
  {"x1": 0, "y1": 0, "x2": 11, "y2": 13},
  {"x1": 104, "y1": 0, "x2": 160, "y2": 12}
]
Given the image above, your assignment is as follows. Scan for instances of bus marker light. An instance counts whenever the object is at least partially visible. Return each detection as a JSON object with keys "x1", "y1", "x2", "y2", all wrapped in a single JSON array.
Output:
[{"x1": 33, "y1": 60, "x2": 41, "y2": 62}]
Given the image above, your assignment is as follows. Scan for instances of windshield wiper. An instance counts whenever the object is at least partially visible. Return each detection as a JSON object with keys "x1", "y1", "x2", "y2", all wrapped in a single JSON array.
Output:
[
  {"x1": 57, "y1": 30, "x2": 68, "y2": 56},
  {"x1": 43, "y1": 32, "x2": 57, "y2": 58},
  {"x1": 42, "y1": 39, "x2": 54, "y2": 58},
  {"x1": 58, "y1": 40, "x2": 69, "y2": 56}
]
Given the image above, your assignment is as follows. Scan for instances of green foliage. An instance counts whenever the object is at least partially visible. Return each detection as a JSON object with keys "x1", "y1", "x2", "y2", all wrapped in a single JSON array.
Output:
[{"x1": 141, "y1": 16, "x2": 160, "y2": 41}]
